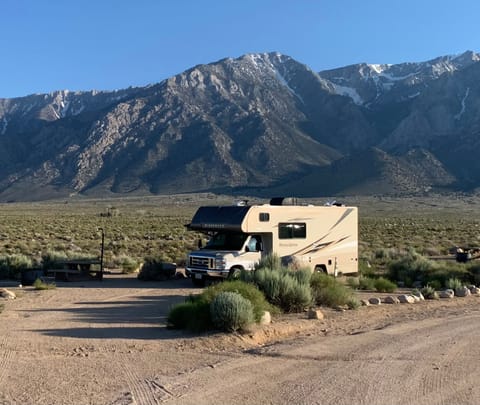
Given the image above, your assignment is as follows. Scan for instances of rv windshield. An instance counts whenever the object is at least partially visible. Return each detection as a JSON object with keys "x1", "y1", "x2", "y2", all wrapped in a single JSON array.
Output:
[{"x1": 204, "y1": 232, "x2": 247, "y2": 251}]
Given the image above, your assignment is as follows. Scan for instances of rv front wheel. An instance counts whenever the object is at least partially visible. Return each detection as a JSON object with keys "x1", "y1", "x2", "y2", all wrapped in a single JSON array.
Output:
[{"x1": 228, "y1": 267, "x2": 243, "y2": 280}]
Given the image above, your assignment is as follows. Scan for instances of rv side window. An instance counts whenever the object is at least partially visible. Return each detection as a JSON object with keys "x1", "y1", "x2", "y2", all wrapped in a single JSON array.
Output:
[
  {"x1": 278, "y1": 223, "x2": 306, "y2": 239},
  {"x1": 259, "y1": 213, "x2": 270, "y2": 222}
]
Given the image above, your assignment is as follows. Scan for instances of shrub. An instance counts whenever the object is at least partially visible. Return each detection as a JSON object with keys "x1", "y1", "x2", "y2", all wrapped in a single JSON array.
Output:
[
  {"x1": 115, "y1": 255, "x2": 139, "y2": 273},
  {"x1": 0, "y1": 254, "x2": 34, "y2": 279},
  {"x1": 426, "y1": 279, "x2": 442, "y2": 291},
  {"x1": 358, "y1": 277, "x2": 376, "y2": 291},
  {"x1": 387, "y1": 251, "x2": 434, "y2": 286},
  {"x1": 445, "y1": 277, "x2": 463, "y2": 290},
  {"x1": 41, "y1": 250, "x2": 69, "y2": 270},
  {"x1": 310, "y1": 272, "x2": 356, "y2": 308},
  {"x1": 346, "y1": 277, "x2": 359, "y2": 290},
  {"x1": 290, "y1": 268, "x2": 312, "y2": 286},
  {"x1": 374, "y1": 277, "x2": 397, "y2": 293},
  {"x1": 33, "y1": 278, "x2": 56, "y2": 290},
  {"x1": 387, "y1": 250, "x2": 472, "y2": 288},
  {"x1": 358, "y1": 259, "x2": 378, "y2": 278},
  {"x1": 200, "y1": 280, "x2": 276, "y2": 322},
  {"x1": 254, "y1": 253, "x2": 282, "y2": 270},
  {"x1": 421, "y1": 285, "x2": 439, "y2": 300},
  {"x1": 467, "y1": 262, "x2": 480, "y2": 285},
  {"x1": 167, "y1": 299, "x2": 211, "y2": 331},
  {"x1": 245, "y1": 268, "x2": 312, "y2": 312},
  {"x1": 210, "y1": 292, "x2": 254, "y2": 332},
  {"x1": 346, "y1": 296, "x2": 361, "y2": 310},
  {"x1": 137, "y1": 257, "x2": 176, "y2": 281},
  {"x1": 167, "y1": 280, "x2": 273, "y2": 332}
]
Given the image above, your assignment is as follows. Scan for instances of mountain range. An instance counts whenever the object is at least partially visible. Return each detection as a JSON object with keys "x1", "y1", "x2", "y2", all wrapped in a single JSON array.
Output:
[{"x1": 1, "y1": 50, "x2": 479, "y2": 201}]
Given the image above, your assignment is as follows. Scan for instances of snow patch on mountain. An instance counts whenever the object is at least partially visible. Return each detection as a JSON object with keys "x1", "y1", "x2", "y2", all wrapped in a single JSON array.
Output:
[
  {"x1": 455, "y1": 87, "x2": 470, "y2": 120},
  {"x1": 1, "y1": 117, "x2": 7, "y2": 135},
  {"x1": 331, "y1": 83, "x2": 363, "y2": 105},
  {"x1": 60, "y1": 100, "x2": 70, "y2": 117}
]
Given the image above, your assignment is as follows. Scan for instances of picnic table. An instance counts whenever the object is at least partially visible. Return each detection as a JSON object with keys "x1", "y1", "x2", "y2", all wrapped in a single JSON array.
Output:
[{"x1": 47, "y1": 259, "x2": 103, "y2": 281}]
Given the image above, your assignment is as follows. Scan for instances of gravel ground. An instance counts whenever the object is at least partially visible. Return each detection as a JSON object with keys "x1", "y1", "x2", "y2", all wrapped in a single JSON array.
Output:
[{"x1": 1, "y1": 273, "x2": 480, "y2": 405}]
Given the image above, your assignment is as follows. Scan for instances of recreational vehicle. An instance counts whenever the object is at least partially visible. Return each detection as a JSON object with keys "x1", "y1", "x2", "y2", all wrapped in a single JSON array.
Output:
[{"x1": 185, "y1": 197, "x2": 358, "y2": 286}]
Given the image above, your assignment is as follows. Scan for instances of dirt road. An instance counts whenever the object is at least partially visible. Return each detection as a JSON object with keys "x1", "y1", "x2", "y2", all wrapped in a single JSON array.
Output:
[{"x1": 1, "y1": 274, "x2": 480, "y2": 405}]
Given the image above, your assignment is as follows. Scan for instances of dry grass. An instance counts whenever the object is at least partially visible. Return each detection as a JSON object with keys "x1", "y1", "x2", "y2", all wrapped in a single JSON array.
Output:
[{"x1": 0, "y1": 193, "x2": 480, "y2": 275}]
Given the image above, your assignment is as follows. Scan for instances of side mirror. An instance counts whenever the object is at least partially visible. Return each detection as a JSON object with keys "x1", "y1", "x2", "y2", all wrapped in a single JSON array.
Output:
[{"x1": 197, "y1": 239, "x2": 203, "y2": 249}]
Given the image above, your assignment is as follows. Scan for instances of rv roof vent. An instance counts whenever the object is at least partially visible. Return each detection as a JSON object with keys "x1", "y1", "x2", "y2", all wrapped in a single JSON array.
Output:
[{"x1": 270, "y1": 197, "x2": 298, "y2": 206}]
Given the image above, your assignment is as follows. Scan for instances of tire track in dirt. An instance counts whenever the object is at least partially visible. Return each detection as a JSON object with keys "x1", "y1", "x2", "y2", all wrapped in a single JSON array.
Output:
[
  {"x1": 0, "y1": 333, "x2": 16, "y2": 403},
  {"x1": 413, "y1": 317, "x2": 480, "y2": 405},
  {"x1": 154, "y1": 313, "x2": 480, "y2": 405},
  {"x1": 113, "y1": 350, "x2": 176, "y2": 405}
]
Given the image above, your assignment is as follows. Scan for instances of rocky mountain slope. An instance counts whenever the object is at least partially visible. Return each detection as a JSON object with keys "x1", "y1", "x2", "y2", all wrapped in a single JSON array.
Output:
[{"x1": 0, "y1": 51, "x2": 479, "y2": 201}]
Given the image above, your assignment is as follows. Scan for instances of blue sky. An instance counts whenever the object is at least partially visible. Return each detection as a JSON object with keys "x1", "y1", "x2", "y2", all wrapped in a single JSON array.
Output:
[{"x1": 1, "y1": 0, "x2": 479, "y2": 98}]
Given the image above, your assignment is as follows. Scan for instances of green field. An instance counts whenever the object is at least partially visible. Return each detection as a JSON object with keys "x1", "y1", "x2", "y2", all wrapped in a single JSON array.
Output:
[{"x1": 1, "y1": 193, "x2": 480, "y2": 271}]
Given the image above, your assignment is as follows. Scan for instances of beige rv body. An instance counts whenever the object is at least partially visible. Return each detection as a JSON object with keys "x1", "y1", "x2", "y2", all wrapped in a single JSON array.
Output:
[
  {"x1": 240, "y1": 204, "x2": 358, "y2": 274},
  {"x1": 186, "y1": 200, "x2": 358, "y2": 283}
]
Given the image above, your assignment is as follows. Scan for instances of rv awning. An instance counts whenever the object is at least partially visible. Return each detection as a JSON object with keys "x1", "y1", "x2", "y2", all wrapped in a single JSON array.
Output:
[{"x1": 187, "y1": 206, "x2": 252, "y2": 232}]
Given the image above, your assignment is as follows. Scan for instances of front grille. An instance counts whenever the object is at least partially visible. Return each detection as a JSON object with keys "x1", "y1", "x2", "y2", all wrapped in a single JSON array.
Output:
[{"x1": 189, "y1": 256, "x2": 213, "y2": 269}]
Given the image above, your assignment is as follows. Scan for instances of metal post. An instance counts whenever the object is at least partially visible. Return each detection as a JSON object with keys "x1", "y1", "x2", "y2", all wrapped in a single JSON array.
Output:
[{"x1": 99, "y1": 227, "x2": 105, "y2": 281}]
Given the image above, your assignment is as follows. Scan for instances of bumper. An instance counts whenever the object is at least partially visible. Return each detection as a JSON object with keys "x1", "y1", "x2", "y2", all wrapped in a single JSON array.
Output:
[{"x1": 186, "y1": 267, "x2": 230, "y2": 279}]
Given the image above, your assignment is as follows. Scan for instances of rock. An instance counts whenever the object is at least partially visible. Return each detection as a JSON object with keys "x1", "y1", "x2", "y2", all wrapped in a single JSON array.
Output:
[
  {"x1": 0, "y1": 288, "x2": 16, "y2": 300},
  {"x1": 360, "y1": 299, "x2": 370, "y2": 306},
  {"x1": 455, "y1": 286, "x2": 471, "y2": 297},
  {"x1": 411, "y1": 290, "x2": 425, "y2": 301},
  {"x1": 469, "y1": 286, "x2": 480, "y2": 295},
  {"x1": 398, "y1": 294, "x2": 415, "y2": 303},
  {"x1": 438, "y1": 289, "x2": 454, "y2": 299},
  {"x1": 383, "y1": 296, "x2": 400, "y2": 304},
  {"x1": 307, "y1": 308, "x2": 324, "y2": 320},
  {"x1": 260, "y1": 311, "x2": 272, "y2": 325},
  {"x1": 368, "y1": 297, "x2": 382, "y2": 305},
  {"x1": 410, "y1": 294, "x2": 421, "y2": 302}
]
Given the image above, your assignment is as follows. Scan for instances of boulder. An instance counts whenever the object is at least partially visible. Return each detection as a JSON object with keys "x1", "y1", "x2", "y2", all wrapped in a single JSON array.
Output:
[
  {"x1": 398, "y1": 294, "x2": 415, "y2": 304},
  {"x1": 260, "y1": 311, "x2": 272, "y2": 325},
  {"x1": 360, "y1": 299, "x2": 370, "y2": 306},
  {"x1": 438, "y1": 289, "x2": 455, "y2": 299},
  {"x1": 384, "y1": 296, "x2": 400, "y2": 304},
  {"x1": 411, "y1": 294, "x2": 421, "y2": 302},
  {"x1": 307, "y1": 308, "x2": 324, "y2": 320},
  {"x1": 455, "y1": 286, "x2": 471, "y2": 297},
  {"x1": 0, "y1": 288, "x2": 16, "y2": 300},
  {"x1": 411, "y1": 290, "x2": 425, "y2": 301},
  {"x1": 469, "y1": 286, "x2": 480, "y2": 295},
  {"x1": 368, "y1": 297, "x2": 382, "y2": 305}
]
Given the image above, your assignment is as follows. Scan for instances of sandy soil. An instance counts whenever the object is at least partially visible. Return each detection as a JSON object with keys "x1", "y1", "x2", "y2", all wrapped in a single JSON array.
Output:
[{"x1": 1, "y1": 273, "x2": 480, "y2": 405}]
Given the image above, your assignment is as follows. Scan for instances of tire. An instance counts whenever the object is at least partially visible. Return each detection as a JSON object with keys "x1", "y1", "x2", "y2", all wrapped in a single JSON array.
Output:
[
  {"x1": 314, "y1": 265, "x2": 328, "y2": 274},
  {"x1": 228, "y1": 267, "x2": 243, "y2": 280}
]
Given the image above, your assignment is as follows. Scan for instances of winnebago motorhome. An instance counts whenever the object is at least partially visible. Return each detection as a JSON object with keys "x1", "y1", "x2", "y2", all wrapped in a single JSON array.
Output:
[{"x1": 185, "y1": 198, "x2": 358, "y2": 286}]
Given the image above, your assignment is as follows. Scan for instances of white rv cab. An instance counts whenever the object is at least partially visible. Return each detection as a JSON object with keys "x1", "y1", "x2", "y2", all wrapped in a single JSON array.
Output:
[{"x1": 185, "y1": 197, "x2": 358, "y2": 286}]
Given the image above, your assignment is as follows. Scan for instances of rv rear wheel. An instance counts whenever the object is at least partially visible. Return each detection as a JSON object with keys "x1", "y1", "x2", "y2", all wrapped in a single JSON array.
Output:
[{"x1": 314, "y1": 265, "x2": 328, "y2": 274}]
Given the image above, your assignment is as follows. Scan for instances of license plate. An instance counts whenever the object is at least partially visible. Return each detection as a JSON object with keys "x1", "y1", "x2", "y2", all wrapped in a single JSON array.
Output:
[{"x1": 195, "y1": 273, "x2": 203, "y2": 279}]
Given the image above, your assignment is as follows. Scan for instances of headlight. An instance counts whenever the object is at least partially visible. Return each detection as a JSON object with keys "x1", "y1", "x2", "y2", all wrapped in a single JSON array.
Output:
[{"x1": 215, "y1": 254, "x2": 226, "y2": 269}]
